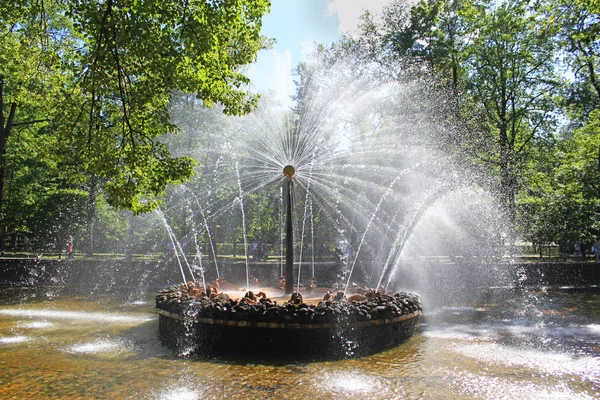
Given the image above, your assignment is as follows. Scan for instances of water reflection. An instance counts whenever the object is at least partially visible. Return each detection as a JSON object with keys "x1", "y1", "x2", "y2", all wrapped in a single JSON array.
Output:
[
  {"x1": 17, "y1": 320, "x2": 55, "y2": 329},
  {"x1": 319, "y1": 371, "x2": 387, "y2": 397},
  {"x1": 0, "y1": 287, "x2": 597, "y2": 399},
  {"x1": 152, "y1": 386, "x2": 202, "y2": 400},
  {"x1": 65, "y1": 339, "x2": 131, "y2": 356},
  {"x1": 0, "y1": 308, "x2": 153, "y2": 323},
  {"x1": 450, "y1": 342, "x2": 599, "y2": 380},
  {"x1": 444, "y1": 371, "x2": 595, "y2": 400},
  {"x1": 0, "y1": 335, "x2": 31, "y2": 344}
]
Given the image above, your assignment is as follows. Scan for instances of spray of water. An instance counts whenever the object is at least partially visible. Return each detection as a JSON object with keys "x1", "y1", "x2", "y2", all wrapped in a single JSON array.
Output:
[
  {"x1": 155, "y1": 205, "x2": 194, "y2": 284},
  {"x1": 160, "y1": 53, "x2": 508, "y2": 302}
]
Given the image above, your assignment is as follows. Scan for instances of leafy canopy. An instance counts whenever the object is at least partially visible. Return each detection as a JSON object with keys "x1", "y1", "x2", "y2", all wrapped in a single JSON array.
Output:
[{"x1": 0, "y1": 0, "x2": 270, "y2": 213}]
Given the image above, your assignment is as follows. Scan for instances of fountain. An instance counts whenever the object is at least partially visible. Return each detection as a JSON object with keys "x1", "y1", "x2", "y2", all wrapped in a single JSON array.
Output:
[
  {"x1": 155, "y1": 161, "x2": 422, "y2": 359},
  {"x1": 155, "y1": 55, "x2": 511, "y2": 313},
  {"x1": 0, "y1": 57, "x2": 598, "y2": 398}
]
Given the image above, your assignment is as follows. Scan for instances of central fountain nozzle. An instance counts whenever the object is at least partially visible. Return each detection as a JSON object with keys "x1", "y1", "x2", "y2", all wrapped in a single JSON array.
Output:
[{"x1": 283, "y1": 165, "x2": 295, "y2": 181}]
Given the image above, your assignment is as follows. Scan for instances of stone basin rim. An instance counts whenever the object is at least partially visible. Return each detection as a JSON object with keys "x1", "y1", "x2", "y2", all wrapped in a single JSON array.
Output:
[{"x1": 157, "y1": 309, "x2": 421, "y2": 329}]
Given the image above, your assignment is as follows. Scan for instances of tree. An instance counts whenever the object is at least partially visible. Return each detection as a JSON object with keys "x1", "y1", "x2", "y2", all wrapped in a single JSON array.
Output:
[
  {"x1": 465, "y1": 0, "x2": 559, "y2": 240},
  {"x1": 348, "y1": 0, "x2": 563, "y2": 252},
  {"x1": 542, "y1": 0, "x2": 600, "y2": 120},
  {"x1": 520, "y1": 110, "x2": 600, "y2": 256},
  {"x1": 0, "y1": 0, "x2": 271, "y2": 215},
  {"x1": 355, "y1": 0, "x2": 486, "y2": 106}
]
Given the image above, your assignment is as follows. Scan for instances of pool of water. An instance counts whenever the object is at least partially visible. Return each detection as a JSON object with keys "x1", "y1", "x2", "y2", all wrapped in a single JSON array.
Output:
[{"x1": 0, "y1": 287, "x2": 598, "y2": 399}]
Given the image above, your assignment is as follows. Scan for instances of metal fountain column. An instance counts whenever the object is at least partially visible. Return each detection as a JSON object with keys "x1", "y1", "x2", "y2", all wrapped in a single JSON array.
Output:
[{"x1": 283, "y1": 165, "x2": 295, "y2": 294}]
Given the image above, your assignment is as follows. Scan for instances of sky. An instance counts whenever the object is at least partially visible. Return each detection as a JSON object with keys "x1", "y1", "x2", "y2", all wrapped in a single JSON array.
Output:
[{"x1": 246, "y1": 0, "x2": 391, "y2": 108}]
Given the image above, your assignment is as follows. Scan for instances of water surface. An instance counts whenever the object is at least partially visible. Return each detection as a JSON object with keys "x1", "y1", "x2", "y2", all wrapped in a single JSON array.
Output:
[{"x1": 0, "y1": 287, "x2": 598, "y2": 399}]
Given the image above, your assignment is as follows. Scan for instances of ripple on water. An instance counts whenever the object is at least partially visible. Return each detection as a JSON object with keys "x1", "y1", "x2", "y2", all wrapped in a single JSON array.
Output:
[
  {"x1": 318, "y1": 371, "x2": 390, "y2": 398},
  {"x1": 150, "y1": 386, "x2": 202, "y2": 400},
  {"x1": 424, "y1": 326, "x2": 496, "y2": 341},
  {"x1": 444, "y1": 370, "x2": 596, "y2": 400},
  {"x1": 17, "y1": 320, "x2": 55, "y2": 329},
  {"x1": 587, "y1": 324, "x2": 600, "y2": 333},
  {"x1": 65, "y1": 339, "x2": 131, "y2": 355},
  {"x1": 0, "y1": 335, "x2": 31, "y2": 344},
  {"x1": 451, "y1": 342, "x2": 600, "y2": 382},
  {"x1": 0, "y1": 308, "x2": 154, "y2": 324},
  {"x1": 157, "y1": 388, "x2": 200, "y2": 400},
  {"x1": 128, "y1": 300, "x2": 149, "y2": 305}
]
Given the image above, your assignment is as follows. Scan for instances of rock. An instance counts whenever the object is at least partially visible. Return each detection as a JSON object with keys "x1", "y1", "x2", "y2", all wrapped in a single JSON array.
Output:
[{"x1": 156, "y1": 285, "x2": 421, "y2": 325}]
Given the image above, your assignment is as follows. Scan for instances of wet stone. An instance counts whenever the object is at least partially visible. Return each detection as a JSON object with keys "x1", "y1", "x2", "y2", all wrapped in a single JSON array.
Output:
[{"x1": 155, "y1": 286, "x2": 422, "y2": 326}]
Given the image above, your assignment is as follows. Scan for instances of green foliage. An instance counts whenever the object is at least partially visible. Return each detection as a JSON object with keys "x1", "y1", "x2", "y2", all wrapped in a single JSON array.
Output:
[
  {"x1": 519, "y1": 110, "x2": 600, "y2": 251},
  {"x1": 28, "y1": 188, "x2": 88, "y2": 251},
  {"x1": 351, "y1": 0, "x2": 562, "y2": 249},
  {"x1": 465, "y1": 0, "x2": 559, "y2": 211},
  {"x1": 539, "y1": 0, "x2": 600, "y2": 120},
  {"x1": 0, "y1": 0, "x2": 270, "y2": 213}
]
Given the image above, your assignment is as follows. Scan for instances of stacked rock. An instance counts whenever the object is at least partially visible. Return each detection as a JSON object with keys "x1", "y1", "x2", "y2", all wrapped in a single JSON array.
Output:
[{"x1": 156, "y1": 286, "x2": 422, "y2": 325}]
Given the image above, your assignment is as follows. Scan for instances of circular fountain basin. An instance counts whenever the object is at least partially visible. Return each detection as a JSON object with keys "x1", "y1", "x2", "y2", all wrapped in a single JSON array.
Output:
[
  {"x1": 156, "y1": 286, "x2": 422, "y2": 359},
  {"x1": 158, "y1": 309, "x2": 420, "y2": 359}
]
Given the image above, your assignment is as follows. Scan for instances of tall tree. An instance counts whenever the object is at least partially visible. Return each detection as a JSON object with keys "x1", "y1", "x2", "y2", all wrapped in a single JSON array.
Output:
[
  {"x1": 542, "y1": 0, "x2": 600, "y2": 120},
  {"x1": 465, "y1": 0, "x2": 559, "y2": 239},
  {"x1": 0, "y1": 0, "x2": 270, "y2": 254},
  {"x1": 0, "y1": 0, "x2": 271, "y2": 216},
  {"x1": 520, "y1": 110, "x2": 600, "y2": 255},
  {"x1": 0, "y1": 1, "x2": 76, "y2": 249},
  {"x1": 541, "y1": 0, "x2": 600, "y2": 240},
  {"x1": 356, "y1": 0, "x2": 483, "y2": 104},
  {"x1": 352, "y1": 0, "x2": 561, "y2": 249}
]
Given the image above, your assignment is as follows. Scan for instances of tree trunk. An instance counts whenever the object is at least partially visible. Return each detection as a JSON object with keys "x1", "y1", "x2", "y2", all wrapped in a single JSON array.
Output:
[
  {"x1": 0, "y1": 78, "x2": 17, "y2": 253},
  {"x1": 583, "y1": 49, "x2": 600, "y2": 100}
]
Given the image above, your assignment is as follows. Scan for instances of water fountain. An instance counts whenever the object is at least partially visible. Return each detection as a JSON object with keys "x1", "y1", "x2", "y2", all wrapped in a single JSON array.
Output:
[
  {"x1": 157, "y1": 55, "x2": 511, "y2": 312},
  {"x1": 0, "y1": 57, "x2": 598, "y2": 398},
  {"x1": 155, "y1": 160, "x2": 422, "y2": 359}
]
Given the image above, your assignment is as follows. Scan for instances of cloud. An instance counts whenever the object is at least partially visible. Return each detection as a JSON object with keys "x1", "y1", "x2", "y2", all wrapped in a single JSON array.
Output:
[{"x1": 326, "y1": 0, "x2": 391, "y2": 35}]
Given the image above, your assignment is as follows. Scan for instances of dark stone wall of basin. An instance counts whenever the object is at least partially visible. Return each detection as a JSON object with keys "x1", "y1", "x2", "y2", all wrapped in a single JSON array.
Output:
[
  {"x1": 0, "y1": 258, "x2": 183, "y2": 295},
  {"x1": 384, "y1": 259, "x2": 600, "y2": 291},
  {"x1": 0, "y1": 257, "x2": 346, "y2": 293},
  {"x1": 0, "y1": 258, "x2": 65, "y2": 286},
  {"x1": 511, "y1": 262, "x2": 600, "y2": 287},
  {"x1": 1, "y1": 258, "x2": 599, "y2": 296}
]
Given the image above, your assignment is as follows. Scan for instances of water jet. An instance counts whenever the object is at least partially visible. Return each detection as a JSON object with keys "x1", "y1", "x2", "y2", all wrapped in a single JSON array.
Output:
[{"x1": 156, "y1": 158, "x2": 423, "y2": 358}]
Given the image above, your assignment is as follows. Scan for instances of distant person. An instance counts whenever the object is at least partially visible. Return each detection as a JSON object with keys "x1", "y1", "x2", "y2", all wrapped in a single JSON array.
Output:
[
  {"x1": 66, "y1": 235, "x2": 74, "y2": 259},
  {"x1": 593, "y1": 237, "x2": 600, "y2": 262}
]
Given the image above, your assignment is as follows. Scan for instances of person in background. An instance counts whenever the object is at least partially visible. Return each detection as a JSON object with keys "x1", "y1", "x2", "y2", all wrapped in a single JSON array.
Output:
[
  {"x1": 66, "y1": 235, "x2": 74, "y2": 259},
  {"x1": 592, "y1": 237, "x2": 600, "y2": 262}
]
